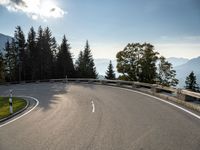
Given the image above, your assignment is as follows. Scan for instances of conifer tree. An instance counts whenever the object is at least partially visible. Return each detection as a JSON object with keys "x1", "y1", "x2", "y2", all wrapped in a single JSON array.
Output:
[
  {"x1": 4, "y1": 39, "x2": 18, "y2": 81},
  {"x1": 75, "y1": 51, "x2": 84, "y2": 77},
  {"x1": 185, "y1": 71, "x2": 199, "y2": 92},
  {"x1": 75, "y1": 41, "x2": 97, "y2": 78},
  {"x1": 27, "y1": 27, "x2": 37, "y2": 80},
  {"x1": 35, "y1": 26, "x2": 56, "y2": 79},
  {"x1": 105, "y1": 60, "x2": 115, "y2": 80},
  {"x1": 14, "y1": 26, "x2": 27, "y2": 81},
  {"x1": 0, "y1": 51, "x2": 4, "y2": 82},
  {"x1": 36, "y1": 26, "x2": 44, "y2": 80},
  {"x1": 43, "y1": 27, "x2": 55, "y2": 79},
  {"x1": 83, "y1": 41, "x2": 97, "y2": 78},
  {"x1": 56, "y1": 35, "x2": 75, "y2": 78}
]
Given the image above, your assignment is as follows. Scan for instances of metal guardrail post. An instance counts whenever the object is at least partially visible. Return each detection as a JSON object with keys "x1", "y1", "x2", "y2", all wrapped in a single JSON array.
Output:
[
  {"x1": 132, "y1": 82, "x2": 137, "y2": 89},
  {"x1": 88, "y1": 79, "x2": 93, "y2": 84},
  {"x1": 177, "y1": 88, "x2": 186, "y2": 101},
  {"x1": 117, "y1": 82, "x2": 121, "y2": 87},
  {"x1": 151, "y1": 84, "x2": 157, "y2": 95}
]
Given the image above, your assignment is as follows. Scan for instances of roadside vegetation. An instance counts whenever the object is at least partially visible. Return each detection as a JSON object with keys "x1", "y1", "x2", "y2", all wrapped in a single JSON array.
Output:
[
  {"x1": 116, "y1": 43, "x2": 178, "y2": 86},
  {"x1": 0, "y1": 97, "x2": 27, "y2": 119},
  {"x1": 2, "y1": 25, "x2": 199, "y2": 90},
  {"x1": 185, "y1": 71, "x2": 200, "y2": 92}
]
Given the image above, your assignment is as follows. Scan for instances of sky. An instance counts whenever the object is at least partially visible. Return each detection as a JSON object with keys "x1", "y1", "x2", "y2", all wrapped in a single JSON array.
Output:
[{"x1": 0, "y1": 0, "x2": 200, "y2": 59}]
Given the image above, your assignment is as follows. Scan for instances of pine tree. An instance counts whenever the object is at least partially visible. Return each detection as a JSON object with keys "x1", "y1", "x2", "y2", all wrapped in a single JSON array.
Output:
[
  {"x1": 4, "y1": 39, "x2": 18, "y2": 81},
  {"x1": 43, "y1": 27, "x2": 55, "y2": 79},
  {"x1": 10, "y1": 38, "x2": 19, "y2": 81},
  {"x1": 75, "y1": 41, "x2": 97, "y2": 78},
  {"x1": 83, "y1": 41, "x2": 97, "y2": 78},
  {"x1": 56, "y1": 35, "x2": 75, "y2": 78},
  {"x1": 185, "y1": 71, "x2": 199, "y2": 92},
  {"x1": 0, "y1": 51, "x2": 4, "y2": 82},
  {"x1": 157, "y1": 56, "x2": 178, "y2": 87},
  {"x1": 14, "y1": 26, "x2": 27, "y2": 81},
  {"x1": 36, "y1": 26, "x2": 44, "y2": 80},
  {"x1": 105, "y1": 60, "x2": 115, "y2": 80},
  {"x1": 75, "y1": 51, "x2": 84, "y2": 77},
  {"x1": 27, "y1": 27, "x2": 37, "y2": 80}
]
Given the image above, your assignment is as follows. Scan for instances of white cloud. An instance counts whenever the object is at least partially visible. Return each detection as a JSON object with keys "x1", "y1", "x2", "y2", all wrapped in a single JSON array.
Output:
[{"x1": 0, "y1": 0, "x2": 66, "y2": 20}]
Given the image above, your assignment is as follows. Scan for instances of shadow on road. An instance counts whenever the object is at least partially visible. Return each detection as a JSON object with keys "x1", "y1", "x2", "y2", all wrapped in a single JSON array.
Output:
[{"x1": 0, "y1": 82, "x2": 70, "y2": 111}]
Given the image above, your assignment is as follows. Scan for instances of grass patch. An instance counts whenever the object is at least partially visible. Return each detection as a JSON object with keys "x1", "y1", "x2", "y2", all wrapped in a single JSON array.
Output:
[{"x1": 0, "y1": 97, "x2": 27, "y2": 120}]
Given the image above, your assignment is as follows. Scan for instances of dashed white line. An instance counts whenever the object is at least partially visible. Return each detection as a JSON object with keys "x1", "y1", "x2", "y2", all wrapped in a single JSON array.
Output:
[
  {"x1": 0, "y1": 96, "x2": 39, "y2": 128},
  {"x1": 91, "y1": 100, "x2": 95, "y2": 113}
]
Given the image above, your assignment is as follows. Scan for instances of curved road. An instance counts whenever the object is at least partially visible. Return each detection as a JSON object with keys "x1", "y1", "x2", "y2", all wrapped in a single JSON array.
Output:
[{"x1": 0, "y1": 83, "x2": 200, "y2": 150}]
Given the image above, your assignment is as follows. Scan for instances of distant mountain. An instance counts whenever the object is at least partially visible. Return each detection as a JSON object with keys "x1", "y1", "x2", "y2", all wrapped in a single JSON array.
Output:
[
  {"x1": 0, "y1": 33, "x2": 12, "y2": 52},
  {"x1": 174, "y1": 56, "x2": 200, "y2": 88},
  {"x1": 167, "y1": 57, "x2": 189, "y2": 67}
]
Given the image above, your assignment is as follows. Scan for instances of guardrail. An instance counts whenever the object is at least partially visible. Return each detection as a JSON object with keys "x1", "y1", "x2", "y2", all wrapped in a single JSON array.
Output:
[
  {"x1": 1, "y1": 78, "x2": 200, "y2": 102},
  {"x1": 72, "y1": 78, "x2": 200, "y2": 102}
]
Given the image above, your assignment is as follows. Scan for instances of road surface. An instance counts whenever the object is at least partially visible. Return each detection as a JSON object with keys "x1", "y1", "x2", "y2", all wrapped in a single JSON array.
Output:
[{"x1": 0, "y1": 83, "x2": 200, "y2": 150}]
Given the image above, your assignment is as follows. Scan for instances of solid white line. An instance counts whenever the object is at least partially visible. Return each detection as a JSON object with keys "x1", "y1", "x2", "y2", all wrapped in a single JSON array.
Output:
[
  {"x1": 0, "y1": 96, "x2": 39, "y2": 128},
  {"x1": 91, "y1": 100, "x2": 95, "y2": 113},
  {"x1": 109, "y1": 86, "x2": 200, "y2": 120}
]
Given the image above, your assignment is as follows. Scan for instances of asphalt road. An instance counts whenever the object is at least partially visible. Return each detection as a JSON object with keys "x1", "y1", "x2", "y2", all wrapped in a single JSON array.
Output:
[{"x1": 0, "y1": 83, "x2": 200, "y2": 150}]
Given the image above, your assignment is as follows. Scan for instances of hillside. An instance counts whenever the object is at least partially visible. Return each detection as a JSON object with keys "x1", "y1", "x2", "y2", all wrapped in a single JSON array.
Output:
[
  {"x1": 0, "y1": 33, "x2": 12, "y2": 52},
  {"x1": 174, "y1": 57, "x2": 200, "y2": 87},
  {"x1": 167, "y1": 57, "x2": 189, "y2": 67}
]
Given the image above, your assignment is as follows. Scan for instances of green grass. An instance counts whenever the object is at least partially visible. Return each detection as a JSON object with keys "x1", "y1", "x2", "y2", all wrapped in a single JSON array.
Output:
[{"x1": 0, "y1": 97, "x2": 27, "y2": 120}]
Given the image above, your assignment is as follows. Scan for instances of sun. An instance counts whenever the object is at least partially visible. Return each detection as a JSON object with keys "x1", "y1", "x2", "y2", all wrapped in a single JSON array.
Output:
[
  {"x1": 12, "y1": 0, "x2": 65, "y2": 20},
  {"x1": 40, "y1": 0, "x2": 65, "y2": 18}
]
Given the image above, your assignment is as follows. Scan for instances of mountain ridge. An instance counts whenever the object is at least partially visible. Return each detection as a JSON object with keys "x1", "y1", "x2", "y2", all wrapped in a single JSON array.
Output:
[{"x1": 0, "y1": 33, "x2": 13, "y2": 52}]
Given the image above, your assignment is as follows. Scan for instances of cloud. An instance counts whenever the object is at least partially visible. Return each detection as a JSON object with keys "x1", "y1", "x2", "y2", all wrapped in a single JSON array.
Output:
[{"x1": 0, "y1": 0, "x2": 66, "y2": 20}]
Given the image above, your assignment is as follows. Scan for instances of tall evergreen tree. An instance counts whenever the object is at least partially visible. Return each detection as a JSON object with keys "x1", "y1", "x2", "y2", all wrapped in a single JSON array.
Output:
[
  {"x1": 36, "y1": 26, "x2": 44, "y2": 80},
  {"x1": 27, "y1": 27, "x2": 37, "y2": 80},
  {"x1": 4, "y1": 41, "x2": 12, "y2": 81},
  {"x1": 75, "y1": 51, "x2": 84, "y2": 77},
  {"x1": 75, "y1": 41, "x2": 97, "y2": 78},
  {"x1": 157, "y1": 56, "x2": 178, "y2": 87},
  {"x1": 83, "y1": 41, "x2": 97, "y2": 78},
  {"x1": 105, "y1": 60, "x2": 115, "y2": 80},
  {"x1": 14, "y1": 26, "x2": 27, "y2": 81},
  {"x1": 4, "y1": 39, "x2": 18, "y2": 81},
  {"x1": 0, "y1": 51, "x2": 4, "y2": 82},
  {"x1": 42, "y1": 27, "x2": 56, "y2": 79},
  {"x1": 51, "y1": 36, "x2": 57, "y2": 78},
  {"x1": 10, "y1": 38, "x2": 19, "y2": 81},
  {"x1": 56, "y1": 35, "x2": 75, "y2": 78},
  {"x1": 185, "y1": 71, "x2": 199, "y2": 92}
]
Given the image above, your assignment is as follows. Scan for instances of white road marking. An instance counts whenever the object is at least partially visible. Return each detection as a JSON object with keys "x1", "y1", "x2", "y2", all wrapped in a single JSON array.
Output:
[
  {"x1": 0, "y1": 96, "x2": 39, "y2": 128},
  {"x1": 109, "y1": 86, "x2": 200, "y2": 120},
  {"x1": 91, "y1": 100, "x2": 95, "y2": 113}
]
